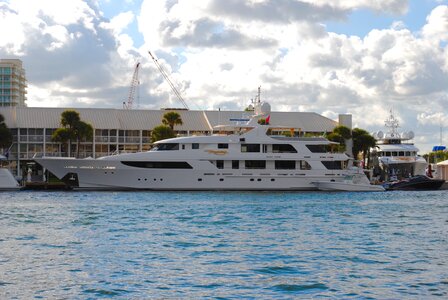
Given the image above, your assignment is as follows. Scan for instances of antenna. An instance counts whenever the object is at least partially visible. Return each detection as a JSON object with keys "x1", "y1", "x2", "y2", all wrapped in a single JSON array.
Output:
[{"x1": 148, "y1": 51, "x2": 189, "y2": 110}]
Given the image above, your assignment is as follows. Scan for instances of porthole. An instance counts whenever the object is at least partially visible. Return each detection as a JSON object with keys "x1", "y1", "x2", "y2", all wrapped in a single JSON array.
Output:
[
  {"x1": 271, "y1": 178, "x2": 275, "y2": 182},
  {"x1": 198, "y1": 178, "x2": 203, "y2": 181},
  {"x1": 250, "y1": 178, "x2": 254, "y2": 182},
  {"x1": 257, "y1": 179, "x2": 261, "y2": 182},
  {"x1": 219, "y1": 178, "x2": 224, "y2": 182}
]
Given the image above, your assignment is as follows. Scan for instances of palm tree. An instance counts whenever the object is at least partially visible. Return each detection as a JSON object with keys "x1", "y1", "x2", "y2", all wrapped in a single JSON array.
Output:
[
  {"x1": 52, "y1": 110, "x2": 92, "y2": 157},
  {"x1": 162, "y1": 111, "x2": 183, "y2": 130},
  {"x1": 326, "y1": 125, "x2": 351, "y2": 152},
  {"x1": 352, "y1": 128, "x2": 376, "y2": 166},
  {"x1": 151, "y1": 125, "x2": 175, "y2": 143},
  {"x1": 0, "y1": 113, "x2": 13, "y2": 150},
  {"x1": 51, "y1": 128, "x2": 73, "y2": 156},
  {"x1": 74, "y1": 121, "x2": 93, "y2": 158}
]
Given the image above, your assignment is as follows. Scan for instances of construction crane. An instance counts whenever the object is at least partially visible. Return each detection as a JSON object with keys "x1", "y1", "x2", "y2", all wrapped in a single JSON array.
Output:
[
  {"x1": 148, "y1": 51, "x2": 189, "y2": 110},
  {"x1": 123, "y1": 62, "x2": 141, "y2": 109}
]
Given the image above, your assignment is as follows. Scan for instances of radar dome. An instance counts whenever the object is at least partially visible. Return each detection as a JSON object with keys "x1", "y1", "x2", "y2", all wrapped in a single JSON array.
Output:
[
  {"x1": 255, "y1": 101, "x2": 271, "y2": 115},
  {"x1": 260, "y1": 102, "x2": 271, "y2": 114},
  {"x1": 377, "y1": 131, "x2": 384, "y2": 139},
  {"x1": 408, "y1": 131, "x2": 414, "y2": 139},
  {"x1": 401, "y1": 132, "x2": 408, "y2": 139}
]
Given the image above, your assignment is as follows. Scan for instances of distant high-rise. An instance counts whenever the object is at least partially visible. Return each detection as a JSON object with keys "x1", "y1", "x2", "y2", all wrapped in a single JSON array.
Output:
[{"x1": 0, "y1": 59, "x2": 27, "y2": 107}]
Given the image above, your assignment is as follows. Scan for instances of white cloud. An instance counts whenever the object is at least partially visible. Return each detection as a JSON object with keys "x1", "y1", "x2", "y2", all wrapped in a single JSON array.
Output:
[
  {"x1": 422, "y1": 5, "x2": 448, "y2": 42},
  {"x1": 2, "y1": 0, "x2": 448, "y2": 152}
]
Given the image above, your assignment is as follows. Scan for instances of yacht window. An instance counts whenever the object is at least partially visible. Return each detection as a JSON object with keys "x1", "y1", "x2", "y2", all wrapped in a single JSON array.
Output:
[
  {"x1": 262, "y1": 144, "x2": 268, "y2": 153},
  {"x1": 192, "y1": 143, "x2": 199, "y2": 149},
  {"x1": 399, "y1": 151, "x2": 404, "y2": 156},
  {"x1": 216, "y1": 160, "x2": 224, "y2": 169},
  {"x1": 299, "y1": 160, "x2": 311, "y2": 170},
  {"x1": 405, "y1": 151, "x2": 410, "y2": 156},
  {"x1": 153, "y1": 143, "x2": 179, "y2": 151},
  {"x1": 241, "y1": 144, "x2": 260, "y2": 153},
  {"x1": 322, "y1": 161, "x2": 343, "y2": 170},
  {"x1": 182, "y1": 144, "x2": 185, "y2": 150},
  {"x1": 306, "y1": 145, "x2": 327, "y2": 153},
  {"x1": 121, "y1": 161, "x2": 192, "y2": 169},
  {"x1": 245, "y1": 160, "x2": 266, "y2": 169},
  {"x1": 218, "y1": 143, "x2": 228, "y2": 149},
  {"x1": 392, "y1": 152, "x2": 398, "y2": 156},
  {"x1": 385, "y1": 151, "x2": 391, "y2": 156},
  {"x1": 232, "y1": 160, "x2": 239, "y2": 169},
  {"x1": 273, "y1": 144, "x2": 297, "y2": 153},
  {"x1": 275, "y1": 160, "x2": 296, "y2": 170}
]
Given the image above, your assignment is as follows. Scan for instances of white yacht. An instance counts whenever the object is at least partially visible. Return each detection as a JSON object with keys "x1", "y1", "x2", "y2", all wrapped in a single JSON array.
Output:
[
  {"x1": 35, "y1": 103, "x2": 371, "y2": 191},
  {"x1": 371, "y1": 110, "x2": 427, "y2": 181}
]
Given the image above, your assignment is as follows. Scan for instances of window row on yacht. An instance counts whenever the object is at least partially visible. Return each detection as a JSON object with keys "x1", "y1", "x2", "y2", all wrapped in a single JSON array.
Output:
[
  {"x1": 120, "y1": 159, "x2": 346, "y2": 170},
  {"x1": 377, "y1": 151, "x2": 417, "y2": 157},
  {"x1": 152, "y1": 143, "x2": 333, "y2": 154}
]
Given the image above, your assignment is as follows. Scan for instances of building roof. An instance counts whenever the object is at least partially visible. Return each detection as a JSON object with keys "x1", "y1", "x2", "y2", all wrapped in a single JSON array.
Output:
[{"x1": 0, "y1": 106, "x2": 339, "y2": 132}]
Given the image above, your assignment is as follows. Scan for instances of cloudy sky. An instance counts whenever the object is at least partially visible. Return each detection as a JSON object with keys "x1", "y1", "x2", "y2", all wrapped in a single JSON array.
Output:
[{"x1": 1, "y1": 0, "x2": 447, "y2": 152}]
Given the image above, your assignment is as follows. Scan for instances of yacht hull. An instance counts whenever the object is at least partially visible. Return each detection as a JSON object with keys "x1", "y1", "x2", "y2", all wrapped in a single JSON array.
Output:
[{"x1": 35, "y1": 157, "x2": 351, "y2": 191}]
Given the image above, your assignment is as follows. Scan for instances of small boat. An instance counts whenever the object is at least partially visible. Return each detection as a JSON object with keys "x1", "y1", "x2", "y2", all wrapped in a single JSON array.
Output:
[
  {"x1": 383, "y1": 175, "x2": 445, "y2": 191},
  {"x1": 312, "y1": 174, "x2": 385, "y2": 192}
]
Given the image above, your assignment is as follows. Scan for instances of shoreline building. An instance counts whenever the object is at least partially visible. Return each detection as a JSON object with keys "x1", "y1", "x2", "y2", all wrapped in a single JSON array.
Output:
[
  {"x1": 0, "y1": 106, "x2": 346, "y2": 180},
  {"x1": 0, "y1": 59, "x2": 27, "y2": 107}
]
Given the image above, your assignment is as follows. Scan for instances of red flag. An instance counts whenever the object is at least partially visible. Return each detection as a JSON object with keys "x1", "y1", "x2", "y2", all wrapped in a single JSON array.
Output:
[{"x1": 265, "y1": 115, "x2": 270, "y2": 124}]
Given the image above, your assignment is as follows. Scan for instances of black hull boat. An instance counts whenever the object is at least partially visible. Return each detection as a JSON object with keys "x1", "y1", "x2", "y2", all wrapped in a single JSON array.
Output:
[{"x1": 384, "y1": 175, "x2": 445, "y2": 191}]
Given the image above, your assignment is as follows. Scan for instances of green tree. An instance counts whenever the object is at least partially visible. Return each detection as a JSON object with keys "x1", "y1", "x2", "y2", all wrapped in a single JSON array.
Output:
[
  {"x1": 326, "y1": 132, "x2": 345, "y2": 152},
  {"x1": 352, "y1": 128, "x2": 376, "y2": 164},
  {"x1": 51, "y1": 128, "x2": 73, "y2": 155},
  {"x1": 0, "y1": 114, "x2": 13, "y2": 149},
  {"x1": 52, "y1": 110, "x2": 93, "y2": 157},
  {"x1": 74, "y1": 121, "x2": 93, "y2": 158},
  {"x1": 151, "y1": 125, "x2": 175, "y2": 143},
  {"x1": 162, "y1": 111, "x2": 183, "y2": 130},
  {"x1": 333, "y1": 125, "x2": 352, "y2": 139},
  {"x1": 326, "y1": 125, "x2": 351, "y2": 152}
]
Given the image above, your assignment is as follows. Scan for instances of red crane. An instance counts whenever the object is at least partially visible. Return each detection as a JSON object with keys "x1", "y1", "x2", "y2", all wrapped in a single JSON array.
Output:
[{"x1": 123, "y1": 62, "x2": 141, "y2": 109}]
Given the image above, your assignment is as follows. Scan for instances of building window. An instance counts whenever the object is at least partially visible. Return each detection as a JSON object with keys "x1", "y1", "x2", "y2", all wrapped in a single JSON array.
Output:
[
  {"x1": 241, "y1": 144, "x2": 260, "y2": 153},
  {"x1": 232, "y1": 160, "x2": 239, "y2": 169},
  {"x1": 216, "y1": 160, "x2": 224, "y2": 169},
  {"x1": 245, "y1": 160, "x2": 266, "y2": 169},
  {"x1": 306, "y1": 145, "x2": 327, "y2": 153},
  {"x1": 272, "y1": 144, "x2": 297, "y2": 153},
  {"x1": 322, "y1": 161, "x2": 342, "y2": 170},
  {"x1": 152, "y1": 143, "x2": 179, "y2": 151},
  {"x1": 275, "y1": 160, "x2": 296, "y2": 170},
  {"x1": 300, "y1": 160, "x2": 311, "y2": 170},
  {"x1": 121, "y1": 161, "x2": 192, "y2": 169}
]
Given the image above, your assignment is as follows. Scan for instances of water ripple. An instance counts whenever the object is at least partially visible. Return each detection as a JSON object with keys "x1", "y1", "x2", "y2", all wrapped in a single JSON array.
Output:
[{"x1": 0, "y1": 190, "x2": 448, "y2": 298}]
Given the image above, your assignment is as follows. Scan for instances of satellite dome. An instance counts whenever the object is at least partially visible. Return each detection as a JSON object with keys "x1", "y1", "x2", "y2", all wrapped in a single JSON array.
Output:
[
  {"x1": 377, "y1": 131, "x2": 384, "y2": 139},
  {"x1": 255, "y1": 101, "x2": 271, "y2": 115},
  {"x1": 260, "y1": 102, "x2": 271, "y2": 114}
]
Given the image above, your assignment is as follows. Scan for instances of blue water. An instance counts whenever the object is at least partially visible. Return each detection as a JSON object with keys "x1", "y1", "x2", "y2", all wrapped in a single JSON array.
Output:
[{"x1": 0, "y1": 190, "x2": 447, "y2": 299}]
